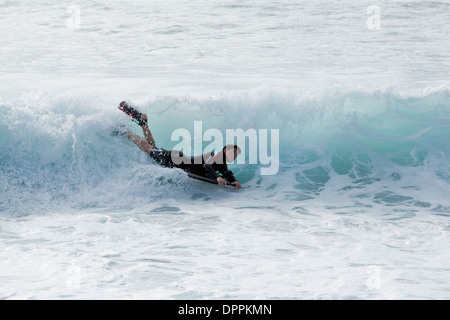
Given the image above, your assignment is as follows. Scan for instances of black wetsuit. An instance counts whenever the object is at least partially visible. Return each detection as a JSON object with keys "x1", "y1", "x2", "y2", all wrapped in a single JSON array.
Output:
[{"x1": 149, "y1": 148, "x2": 237, "y2": 182}]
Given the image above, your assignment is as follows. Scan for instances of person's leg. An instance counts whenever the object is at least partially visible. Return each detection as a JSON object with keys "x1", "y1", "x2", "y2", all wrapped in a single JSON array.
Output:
[
  {"x1": 140, "y1": 114, "x2": 156, "y2": 147},
  {"x1": 126, "y1": 131, "x2": 153, "y2": 154}
]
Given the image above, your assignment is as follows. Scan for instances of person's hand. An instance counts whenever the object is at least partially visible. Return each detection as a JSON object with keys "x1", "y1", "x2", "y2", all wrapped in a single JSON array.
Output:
[
  {"x1": 232, "y1": 181, "x2": 241, "y2": 190},
  {"x1": 217, "y1": 177, "x2": 227, "y2": 186}
]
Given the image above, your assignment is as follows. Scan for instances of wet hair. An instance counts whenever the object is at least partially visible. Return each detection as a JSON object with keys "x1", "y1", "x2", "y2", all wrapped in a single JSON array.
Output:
[{"x1": 223, "y1": 144, "x2": 241, "y2": 154}]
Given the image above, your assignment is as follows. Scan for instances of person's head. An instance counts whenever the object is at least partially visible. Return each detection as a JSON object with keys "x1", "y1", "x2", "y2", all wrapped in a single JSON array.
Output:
[{"x1": 223, "y1": 144, "x2": 241, "y2": 163}]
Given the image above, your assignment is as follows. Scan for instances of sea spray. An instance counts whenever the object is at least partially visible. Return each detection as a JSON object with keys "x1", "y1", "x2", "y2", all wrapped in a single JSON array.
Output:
[{"x1": 1, "y1": 88, "x2": 450, "y2": 215}]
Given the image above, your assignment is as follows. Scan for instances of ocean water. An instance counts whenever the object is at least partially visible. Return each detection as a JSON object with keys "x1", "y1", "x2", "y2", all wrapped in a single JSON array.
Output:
[{"x1": 1, "y1": 0, "x2": 450, "y2": 299}]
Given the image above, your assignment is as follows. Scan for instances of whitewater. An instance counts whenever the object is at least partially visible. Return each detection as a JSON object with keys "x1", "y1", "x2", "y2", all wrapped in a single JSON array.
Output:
[{"x1": 1, "y1": 0, "x2": 450, "y2": 299}]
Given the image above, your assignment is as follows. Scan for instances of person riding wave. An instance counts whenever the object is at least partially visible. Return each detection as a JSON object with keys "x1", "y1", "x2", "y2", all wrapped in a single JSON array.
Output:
[{"x1": 118, "y1": 102, "x2": 242, "y2": 190}]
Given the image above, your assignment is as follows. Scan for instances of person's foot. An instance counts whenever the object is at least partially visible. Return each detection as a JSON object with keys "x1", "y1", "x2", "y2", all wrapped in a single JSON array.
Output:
[{"x1": 118, "y1": 101, "x2": 147, "y2": 126}]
